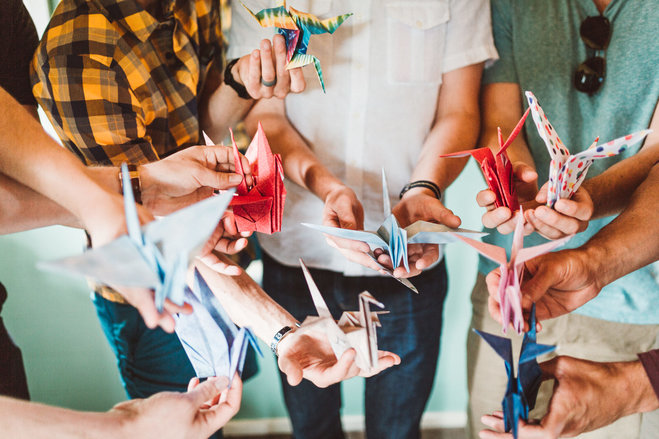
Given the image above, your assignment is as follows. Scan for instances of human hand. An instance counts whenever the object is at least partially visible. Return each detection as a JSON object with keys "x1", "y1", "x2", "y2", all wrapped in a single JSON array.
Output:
[
  {"x1": 110, "y1": 375, "x2": 241, "y2": 439},
  {"x1": 200, "y1": 212, "x2": 252, "y2": 258},
  {"x1": 376, "y1": 189, "x2": 460, "y2": 278},
  {"x1": 234, "y1": 35, "x2": 306, "y2": 99},
  {"x1": 523, "y1": 183, "x2": 593, "y2": 239},
  {"x1": 478, "y1": 162, "x2": 538, "y2": 235},
  {"x1": 479, "y1": 356, "x2": 659, "y2": 439},
  {"x1": 277, "y1": 328, "x2": 401, "y2": 388},
  {"x1": 485, "y1": 248, "x2": 602, "y2": 324},
  {"x1": 140, "y1": 145, "x2": 252, "y2": 216},
  {"x1": 321, "y1": 185, "x2": 384, "y2": 273}
]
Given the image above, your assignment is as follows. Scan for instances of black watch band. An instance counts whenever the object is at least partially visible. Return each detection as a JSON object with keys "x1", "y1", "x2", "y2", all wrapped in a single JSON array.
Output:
[
  {"x1": 223, "y1": 58, "x2": 251, "y2": 99},
  {"x1": 399, "y1": 180, "x2": 442, "y2": 200}
]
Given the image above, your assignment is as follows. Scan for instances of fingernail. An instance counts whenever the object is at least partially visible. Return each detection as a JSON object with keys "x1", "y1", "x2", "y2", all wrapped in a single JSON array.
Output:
[{"x1": 229, "y1": 174, "x2": 243, "y2": 184}]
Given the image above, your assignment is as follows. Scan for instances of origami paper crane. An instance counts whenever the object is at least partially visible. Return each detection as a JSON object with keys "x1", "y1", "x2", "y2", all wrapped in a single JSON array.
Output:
[
  {"x1": 242, "y1": 0, "x2": 352, "y2": 92},
  {"x1": 204, "y1": 122, "x2": 286, "y2": 234},
  {"x1": 450, "y1": 211, "x2": 571, "y2": 333},
  {"x1": 440, "y1": 109, "x2": 531, "y2": 211},
  {"x1": 302, "y1": 170, "x2": 486, "y2": 293},
  {"x1": 40, "y1": 164, "x2": 234, "y2": 311},
  {"x1": 174, "y1": 268, "x2": 262, "y2": 381},
  {"x1": 298, "y1": 259, "x2": 387, "y2": 370},
  {"x1": 525, "y1": 91, "x2": 651, "y2": 208},
  {"x1": 474, "y1": 305, "x2": 555, "y2": 439}
]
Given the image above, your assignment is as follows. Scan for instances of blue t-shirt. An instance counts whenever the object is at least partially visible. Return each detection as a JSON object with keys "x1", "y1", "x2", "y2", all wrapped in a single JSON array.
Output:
[{"x1": 481, "y1": 0, "x2": 659, "y2": 324}]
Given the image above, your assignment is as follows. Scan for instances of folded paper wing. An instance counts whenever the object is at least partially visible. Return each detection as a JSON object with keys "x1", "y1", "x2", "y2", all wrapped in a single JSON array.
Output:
[
  {"x1": 302, "y1": 170, "x2": 486, "y2": 293},
  {"x1": 298, "y1": 259, "x2": 387, "y2": 370},
  {"x1": 525, "y1": 91, "x2": 651, "y2": 207},
  {"x1": 451, "y1": 211, "x2": 571, "y2": 333},
  {"x1": 174, "y1": 269, "x2": 262, "y2": 381},
  {"x1": 39, "y1": 164, "x2": 234, "y2": 311},
  {"x1": 474, "y1": 305, "x2": 555, "y2": 439},
  {"x1": 440, "y1": 109, "x2": 530, "y2": 211},
  {"x1": 242, "y1": 0, "x2": 352, "y2": 92}
]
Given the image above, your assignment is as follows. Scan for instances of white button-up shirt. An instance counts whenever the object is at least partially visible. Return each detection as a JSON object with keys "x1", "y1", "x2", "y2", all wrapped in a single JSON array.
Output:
[{"x1": 228, "y1": 0, "x2": 497, "y2": 275}]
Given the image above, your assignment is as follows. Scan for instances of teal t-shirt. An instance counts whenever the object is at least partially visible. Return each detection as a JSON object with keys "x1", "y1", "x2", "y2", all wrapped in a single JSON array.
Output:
[{"x1": 480, "y1": 0, "x2": 659, "y2": 324}]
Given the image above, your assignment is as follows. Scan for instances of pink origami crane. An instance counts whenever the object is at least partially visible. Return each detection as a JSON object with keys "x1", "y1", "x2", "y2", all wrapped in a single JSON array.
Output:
[
  {"x1": 451, "y1": 211, "x2": 571, "y2": 333},
  {"x1": 204, "y1": 123, "x2": 286, "y2": 234},
  {"x1": 440, "y1": 109, "x2": 530, "y2": 212}
]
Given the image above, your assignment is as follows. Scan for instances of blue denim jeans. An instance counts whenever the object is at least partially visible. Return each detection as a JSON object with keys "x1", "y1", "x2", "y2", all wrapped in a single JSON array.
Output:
[
  {"x1": 92, "y1": 294, "x2": 258, "y2": 439},
  {"x1": 262, "y1": 253, "x2": 448, "y2": 439}
]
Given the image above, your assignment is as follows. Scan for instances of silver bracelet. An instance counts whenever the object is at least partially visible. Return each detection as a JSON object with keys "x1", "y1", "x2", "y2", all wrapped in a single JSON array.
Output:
[{"x1": 270, "y1": 323, "x2": 300, "y2": 356}]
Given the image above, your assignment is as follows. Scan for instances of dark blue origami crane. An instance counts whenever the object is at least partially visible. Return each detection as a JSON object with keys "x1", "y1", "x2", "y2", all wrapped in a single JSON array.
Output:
[
  {"x1": 174, "y1": 268, "x2": 262, "y2": 382},
  {"x1": 474, "y1": 305, "x2": 555, "y2": 439}
]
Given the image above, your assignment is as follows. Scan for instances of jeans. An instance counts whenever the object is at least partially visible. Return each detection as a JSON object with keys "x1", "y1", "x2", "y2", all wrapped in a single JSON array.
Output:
[
  {"x1": 0, "y1": 283, "x2": 30, "y2": 400},
  {"x1": 92, "y1": 294, "x2": 258, "y2": 439},
  {"x1": 262, "y1": 252, "x2": 447, "y2": 439}
]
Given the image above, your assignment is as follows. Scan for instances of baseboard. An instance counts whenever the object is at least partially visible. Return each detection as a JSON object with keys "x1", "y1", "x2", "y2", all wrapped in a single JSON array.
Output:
[{"x1": 224, "y1": 411, "x2": 467, "y2": 436}]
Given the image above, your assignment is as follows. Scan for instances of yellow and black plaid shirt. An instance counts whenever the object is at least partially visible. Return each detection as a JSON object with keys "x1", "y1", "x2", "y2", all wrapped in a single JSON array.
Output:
[{"x1": 31, "y1": 0, "x2": 223, "y2": 166}]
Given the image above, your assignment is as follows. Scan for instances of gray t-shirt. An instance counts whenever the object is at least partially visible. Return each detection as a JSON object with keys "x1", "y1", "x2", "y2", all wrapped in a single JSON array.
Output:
[{"x1": 481, "y1": 0, "x2": 659, "y2": 324}]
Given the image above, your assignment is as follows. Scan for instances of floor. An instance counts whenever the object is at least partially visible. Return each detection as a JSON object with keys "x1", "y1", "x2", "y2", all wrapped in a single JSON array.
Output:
[{"x1": 230, "y1": 429, "x2": 466, "y2": 439}]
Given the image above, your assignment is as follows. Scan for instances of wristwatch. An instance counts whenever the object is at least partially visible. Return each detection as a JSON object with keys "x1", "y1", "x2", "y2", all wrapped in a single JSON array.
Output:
[{"x1": 223, "y1": 58, "x2": 251, "y2": 99}]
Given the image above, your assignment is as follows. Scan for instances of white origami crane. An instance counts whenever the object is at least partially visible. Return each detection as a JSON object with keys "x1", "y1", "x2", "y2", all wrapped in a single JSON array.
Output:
[
  {"x1": 298, "y1": 259, "x2": 387, "y2": 370},
  {"x1": 525, "y1": 91, "x2": 650, "y2": 207}
]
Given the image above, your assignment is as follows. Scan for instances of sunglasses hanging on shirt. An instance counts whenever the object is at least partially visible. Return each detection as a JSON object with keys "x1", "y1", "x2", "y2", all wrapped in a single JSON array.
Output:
[{"x1": 574, "y1": 15, "x2": 612, "y2": 94}]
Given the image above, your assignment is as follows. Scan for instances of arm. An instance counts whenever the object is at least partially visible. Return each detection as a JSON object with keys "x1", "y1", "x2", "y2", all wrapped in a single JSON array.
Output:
[
  {"x1": 485, "y1": 162, "x2": 659, "y2": 323},
  {"x1": 480, "y1": 356, "x2": 659, "y2": 439},
  {"x1": 0, "y1": 377, "x2": 240, "y2": 439},
  {"x1": 386, "y1": 62, "x2": 483, "y2": 277}
]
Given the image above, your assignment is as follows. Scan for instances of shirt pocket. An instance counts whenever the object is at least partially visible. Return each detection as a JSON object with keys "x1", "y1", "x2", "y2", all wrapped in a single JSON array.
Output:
[{"x1": 385, "y1": 0, "x2": 450, "y2": 85}]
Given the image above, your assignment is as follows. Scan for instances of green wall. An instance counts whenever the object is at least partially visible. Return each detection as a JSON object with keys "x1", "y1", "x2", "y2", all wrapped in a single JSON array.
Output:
[{"x1": 0, "y1": 162, "x2": 483, "y2": 420}]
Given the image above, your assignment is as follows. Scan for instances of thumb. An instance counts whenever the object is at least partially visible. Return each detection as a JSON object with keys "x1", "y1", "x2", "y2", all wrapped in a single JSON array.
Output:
[
  {"x1": 278, "y1": 355, "x2": 304, "y2": 386},
  {"x1": 186, "y1": 377, "x2": 229, "y2": 407},
  {"x1": 535, "y1": 181, "x2": 549, "y2": 204},
  {"x1": 194, "y1": 166, "x2": 244, "y2": 190},
  {"x1": 521, "y1": 260, "x2": 555, "y2": 303},
  {"x1": 514, "y1": 162, "x2": 538, "y2": 183}
]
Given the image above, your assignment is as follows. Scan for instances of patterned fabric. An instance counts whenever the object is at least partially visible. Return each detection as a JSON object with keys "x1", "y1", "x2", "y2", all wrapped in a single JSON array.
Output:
[{"x1": 31, "y1": 0, "x2": 223, "y2": 166}]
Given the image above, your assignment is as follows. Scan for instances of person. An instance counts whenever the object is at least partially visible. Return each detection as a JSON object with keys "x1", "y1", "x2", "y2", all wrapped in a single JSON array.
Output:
[
  {"x1": 29, "y1": 0, "x2": 307, "y2": 406},
  {"x1": 466, "y1": 1, "x2": 659, "y2": 437},
  {"x1": 229, "y1": 1, "x2": 498, "y2": 437}
]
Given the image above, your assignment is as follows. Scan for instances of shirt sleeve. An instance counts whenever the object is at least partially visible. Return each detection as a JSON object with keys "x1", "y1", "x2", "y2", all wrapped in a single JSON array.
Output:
[
  {"x1": 482, "y1": 0, "x2": 517, "y2": 84},
  {"x1": 638, "y1": 349, "x2": 659, "y2": 400},
  {"x1": 0, "y1": 0, "x2": 39, "y2": 106},
  {"x1": 442, "y1": 0, "x2": 499, "y2": 73},
  {"x1": 31, "y1": 52, "x2": 158, "y2": 166}
]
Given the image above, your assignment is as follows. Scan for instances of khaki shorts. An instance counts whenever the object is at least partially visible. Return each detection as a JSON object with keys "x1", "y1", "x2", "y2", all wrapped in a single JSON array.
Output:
[{"x1": 466, "y1": 274, "x2": 659, "y2": 439}]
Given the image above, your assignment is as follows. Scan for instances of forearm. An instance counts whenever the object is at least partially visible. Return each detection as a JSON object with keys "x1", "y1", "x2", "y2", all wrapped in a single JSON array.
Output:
[
  {"x1": 612, "y1": 360, "x2": 659, "y2": 415},
  {"x1": 579, "y1": 163, "x2": 659, "y2": 287},
  {"x1": 245, "y1": 99, "x2": 345, "y2": 201},
  {"x1": 200, "y1": 66, "x2": 254, "y2": 142},
  {"x1": 194, "y1": 256, "x2": 298, "y2": 343},
  {"x1": 0, "y1": 87, "x2": 116, "y2": 224},
  {"x1": 0, "y1": 396, "x2": 119, "y2": 439}
]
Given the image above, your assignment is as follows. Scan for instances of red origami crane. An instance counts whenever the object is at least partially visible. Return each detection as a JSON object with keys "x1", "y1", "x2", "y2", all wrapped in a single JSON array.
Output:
[
  {"x1": 440, "y1": 109, "x2": 530, "y2": 212},
  {"x1": 204, "y1": 123, "x2": 286, "y2": 234}
]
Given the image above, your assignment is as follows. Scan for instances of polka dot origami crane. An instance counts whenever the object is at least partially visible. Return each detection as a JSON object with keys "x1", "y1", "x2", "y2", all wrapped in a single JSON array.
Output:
[
  {"x1": 474, "y1": 304, "x2": 555, "y2": 439},
  {"x1": 439, "y1": 108, "x2": 531, "y2": 212},
  {"x1": 39, "y1": 164, "x2": 235, "y2": 313},
  {"x1": 204, "y1": 122, "x2": 286, "y2": 235},
  {"x1": 525, "y1": 91, "x2": 651, "y2": 208},
  {"x1": 302, "y1": 170, "x2": 486, "y2": 294},
  {"x1": 241, "y1": 0, "x2": 352, "y2": 92},
  {"x1": 174, "y1": 267, "x2": 262, "y2": 382},
  {"x1": 298, "y1": 259, "x2": 387, "y2": 371},
  {"x1": 451, "y1": 211, "x2": 571, "y2": 334}
]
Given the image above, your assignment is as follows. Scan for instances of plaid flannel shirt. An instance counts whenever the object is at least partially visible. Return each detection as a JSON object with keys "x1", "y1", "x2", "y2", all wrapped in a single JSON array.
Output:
[{"x1": 31, "y1": 0, "x2": 223, "y2": 166}]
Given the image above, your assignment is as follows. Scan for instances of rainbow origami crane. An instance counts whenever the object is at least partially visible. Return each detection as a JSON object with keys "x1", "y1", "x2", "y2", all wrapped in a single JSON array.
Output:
[
  {"x1": 451, "y1": 211, "x2": 571, "y2": 334},
  {"x1": 242, "y1": 0, "x2": 352, "y2": 92},
  {"x1": 440, "y1": 109, "x2": 530, "y2": 212},
  {"x1": 475, "y1": 305, "x2": 555, "y2": 439},
  {"x1": 298, "y1": 259, "x2": 387, "y2": 371},
  {"x1": 525, "y1": 91, "x2": 651, "y2": 208}
]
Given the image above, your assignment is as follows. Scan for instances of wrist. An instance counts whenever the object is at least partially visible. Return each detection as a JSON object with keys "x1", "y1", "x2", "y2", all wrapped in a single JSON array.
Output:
[
  {"x1": 271, "y1": 323, "x2": 300, "y2": 356},
  {"x1": 399, "y1": 180, "x2": 441, "y2": 200},
  {"x1": 223, "y1": 58, "x2": 251, "y2": 99},
  {"x1": 615, "y1": 361, "x2": 659, "y2": 414},
  {"x1": 400, "y1": 186, "x2": 437, "y2": 201},
  {"x1": 579, "y1": 242, "x2": 613, "y2": 291}
]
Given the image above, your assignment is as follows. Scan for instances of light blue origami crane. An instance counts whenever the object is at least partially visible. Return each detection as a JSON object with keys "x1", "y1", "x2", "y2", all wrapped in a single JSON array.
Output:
[
  {"x1": 40, "y1": 164, "x2": 234, "y2": 311},
  {"x1": 474, "y1": 305, "x2": 555, "y2": 439},
  {"x1": 174, "y1": 268, "x2": 262, "y2": 381},
  {"x1": 303, "y1": 170, "x2": 486, "y2": 293}
]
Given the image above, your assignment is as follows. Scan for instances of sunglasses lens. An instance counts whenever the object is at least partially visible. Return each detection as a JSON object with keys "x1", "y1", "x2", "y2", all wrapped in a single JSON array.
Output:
[
  {"x1": 580, "y1": 16, "x2": 611, "y2": 49},
  {"x1": 574, "y1": 56, "x2": 605, "y2": 93}
]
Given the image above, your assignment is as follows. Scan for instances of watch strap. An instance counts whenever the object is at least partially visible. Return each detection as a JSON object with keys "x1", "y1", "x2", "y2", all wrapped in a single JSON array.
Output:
[
  {"x1": 399, "y1": 180, "x2": 441, "y2": 200},
  {"x1": 223, "y1": 58, "x2": 251, "y2": 100}
]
